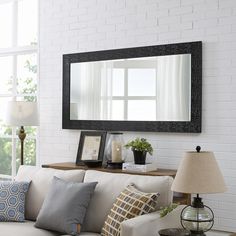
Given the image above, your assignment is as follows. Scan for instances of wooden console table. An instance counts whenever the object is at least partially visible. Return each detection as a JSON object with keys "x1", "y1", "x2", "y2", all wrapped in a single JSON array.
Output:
[{"x1": 42, "y1": 162, "x2": 191, "y2": 205}]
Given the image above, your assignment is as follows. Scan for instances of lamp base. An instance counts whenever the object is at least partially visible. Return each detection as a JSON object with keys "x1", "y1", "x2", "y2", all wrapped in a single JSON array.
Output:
[
  {"x1": 189, "y1": 231, "x2": 206, "y2": 236},
  {"x1": 18, "y1": 126, "x2": 26, "y2": 165},
  {"x1": 180, "y1": 194, "x2": 214, "y2": 236}
]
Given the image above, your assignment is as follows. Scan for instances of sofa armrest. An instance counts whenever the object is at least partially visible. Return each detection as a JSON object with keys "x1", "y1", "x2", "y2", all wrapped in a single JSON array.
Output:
[{"x1": 120, "y1": 205, "x2": 185, "y2": 236}]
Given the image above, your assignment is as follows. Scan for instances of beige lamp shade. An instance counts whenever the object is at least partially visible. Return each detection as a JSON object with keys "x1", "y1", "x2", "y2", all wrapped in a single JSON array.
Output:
[
  {"x1": 5, "y1": 101, "x2": 39, "y2": 126},
  {"x1": 171, "y1": 151, "x2": 227, "y2": 194}
]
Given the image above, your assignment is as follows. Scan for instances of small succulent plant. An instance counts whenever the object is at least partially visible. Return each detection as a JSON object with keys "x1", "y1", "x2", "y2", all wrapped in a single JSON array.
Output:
[
  {"x1": 159, "y1": 203, "x2": 179, "y2": 218},
  {"x1": 124, "y1": 138, "x2": 153, "y2": 155}
]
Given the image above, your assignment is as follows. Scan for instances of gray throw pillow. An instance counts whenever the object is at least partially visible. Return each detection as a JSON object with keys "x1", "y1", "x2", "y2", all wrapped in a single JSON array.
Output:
[
  {"x1": 0, "y1": 181, "x2": 30, "y2": 222},
  {"x1": 35, "y1": 177, "x2": 97, "y2": 235}
]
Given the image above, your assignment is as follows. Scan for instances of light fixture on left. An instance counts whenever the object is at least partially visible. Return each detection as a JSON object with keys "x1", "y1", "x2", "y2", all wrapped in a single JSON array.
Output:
[{"x1": 5, "y1": 101, "x2": 39, "y2": 165}]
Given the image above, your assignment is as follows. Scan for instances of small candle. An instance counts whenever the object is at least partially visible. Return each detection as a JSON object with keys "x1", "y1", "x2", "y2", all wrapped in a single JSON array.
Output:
[{"x1": 112, "y1": 141, "x2": 122, "y2": 163}]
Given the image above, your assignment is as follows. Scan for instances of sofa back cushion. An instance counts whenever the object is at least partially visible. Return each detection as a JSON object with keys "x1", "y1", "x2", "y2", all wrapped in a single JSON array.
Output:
[
  {"x1": 82, "y1": 170, "x2": 173, "y2": 233},
  {"x1": 15, "y1": 166, "x2": 85, "y2": 221}
]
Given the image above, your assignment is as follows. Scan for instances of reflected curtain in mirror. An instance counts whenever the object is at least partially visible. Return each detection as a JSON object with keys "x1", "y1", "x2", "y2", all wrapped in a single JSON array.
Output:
[{"x1": 157, "y1": 54, "x2": 191, "y2": 121}]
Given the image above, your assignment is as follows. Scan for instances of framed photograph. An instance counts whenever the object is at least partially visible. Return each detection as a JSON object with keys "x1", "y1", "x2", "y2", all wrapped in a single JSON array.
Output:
[{"x1": 76, "y1": 131, "x2": 107, "y2": 165}]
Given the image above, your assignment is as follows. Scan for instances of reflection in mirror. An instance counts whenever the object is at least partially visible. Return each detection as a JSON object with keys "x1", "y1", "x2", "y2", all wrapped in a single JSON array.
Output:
[{"x1": 70, "y1": 54, "x2": 191, "y2": 122}]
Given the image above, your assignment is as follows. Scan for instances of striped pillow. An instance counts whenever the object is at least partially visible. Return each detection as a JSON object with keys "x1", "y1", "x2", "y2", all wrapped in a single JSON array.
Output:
[{"x1": 101, "y1": 183, "x2": 160, "y2": 236}]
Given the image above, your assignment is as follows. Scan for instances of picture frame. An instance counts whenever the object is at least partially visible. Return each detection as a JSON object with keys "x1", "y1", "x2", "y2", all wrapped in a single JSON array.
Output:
[{"x1": 76, "y1": 131, "x2": 107, "y2": 165}]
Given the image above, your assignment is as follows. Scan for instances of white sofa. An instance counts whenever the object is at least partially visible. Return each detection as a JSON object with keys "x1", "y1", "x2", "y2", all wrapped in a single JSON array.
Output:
[{"x1": 0, "y1": 165, "x2": 182, "y2": 236}]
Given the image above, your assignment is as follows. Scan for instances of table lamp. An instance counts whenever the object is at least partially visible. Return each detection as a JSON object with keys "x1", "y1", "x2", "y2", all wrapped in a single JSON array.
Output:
[
  {"x1": 5, "y1": 101, "x2": 39, "y2": 165},
  {"x1": 171, "y1": 146, "x2": 227, "y2": 236}
]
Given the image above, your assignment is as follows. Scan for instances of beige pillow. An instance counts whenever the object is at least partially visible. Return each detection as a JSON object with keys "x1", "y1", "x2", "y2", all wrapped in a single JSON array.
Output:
[
  {"x1": 15, "y1": 166, "x2": 85, "y2": 220},
  {"x1": 101, "y1": 183, "x2": 159, "y2": 236},
  {"x1": 82, "y1": 170, "x2": 173, "y2": 232}
]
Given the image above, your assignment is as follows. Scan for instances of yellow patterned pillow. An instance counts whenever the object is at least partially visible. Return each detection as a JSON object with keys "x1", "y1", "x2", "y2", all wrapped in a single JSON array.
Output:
[{"x1": 101, "y1": 184, "x2": 160, "y2": 236}]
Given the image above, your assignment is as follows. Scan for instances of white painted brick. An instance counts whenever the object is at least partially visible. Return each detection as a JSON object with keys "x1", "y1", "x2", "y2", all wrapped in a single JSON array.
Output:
[
  {"x1": 194, "y1": 18, "x2": 218, "y2": 29},
  {"x1": 70, "y1": 7, "x2": 87, "y2": 16},
  {"x1": 69, "y1": 22, "x2": 87, "y2": 30},
  {"x1": 156, "y1": 9, "x2": 169, "y2": 18},
  {"x1": 169, "y1": 21, "x2": 193, "y2": 31},
  {"x1": 181, "y1": 12, "x2": 205, "y2": 22},
  {"x1": 106, "y1": 1, "x2": 126, "y2": 10},
  {"x1": 118, "y1": 7, "x2": 137, "y2": 16},
  {"x1": 219, "y1": 33, "x2": 236, "y2": 42},
  {"x1": 169, "y1": 6, "x2": 193, "y2": 15},
  {"x1": 125, "y1": 13, "x2": 146, "y2": 23},
  {"x1": 181, "y1": 0, "x2": 205, "y2": 6},
  {"x1": 219, "y1": 0, "x2": 236, "y2": 8},
  {"x1": 106, "y1": 16, "x2": 125, "y2": 25},
  {"x1": 206, "y1": 25, "x2": 231, "y2": 35},
  {"x1": 181, "y1": 29, "x2": 205, "y2": 40},
  {"x1": 96, "y1": 24, "x2": 116, "y2": 33},
  {"x1": 158, "y1": 15, "x2": 181, "y2": 25},
  {"x1": 159, "y1": 0, "x2": 180, "y2": 9},
  {"x1": 78, "y1": 14, "x2": 97, "y2": 22},
  {"x1": 39, "y1": 0, "x2": 236, "y2": 232},
  {"x1": 137, "y1": 18, "x2": 158, "y2": 28},
  {"x1": 116, "y1": 22, "x2": 137, "y2": 31},
  {"x1": 137, "y1": 3, "x2": 158, "y2": 13},
  {"x1": 205, "y1": 8, "x2": 232, "y2": 18},
  {"x1": 106, "y1": 30, "x2": 126, "y2": 39},
  {"x1": 194, "y1": 1, "x2": 219, "y2": 12},
  {"x1": 136, "y1": 34, "x2": 159, "y2": 44},
  {"x1": 232, "y1": 24, "x2": 236, "y2": 33},
  {"x1": 63, "y1": 16, "x2": 78, "y2": 24},
  {"x1": 78, "y1": 0, "x2": 97, "y2": 8},
  {"x1": 96, "y1": 38, "x2": 116, "y2": 49},
  {"x1": 219, "y1": 16, "x2": 236, "y2": 26},
  {"x1": 127, "y1": 27, "x2": 158, "y2": 36},
  {"x1": 159, "y1": 31, "x2": 181, "y2": 41}
]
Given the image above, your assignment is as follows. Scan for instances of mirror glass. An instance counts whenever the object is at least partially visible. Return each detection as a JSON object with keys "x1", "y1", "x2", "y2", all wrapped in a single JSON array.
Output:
[{"x1": 70, "y1": 54, "x2": 191, "y2": 122}]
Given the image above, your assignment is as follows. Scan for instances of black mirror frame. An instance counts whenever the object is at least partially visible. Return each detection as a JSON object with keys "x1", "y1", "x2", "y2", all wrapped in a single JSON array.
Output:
[{"x1": 63, "y1": 41, "x2": 202, "y2": 133}]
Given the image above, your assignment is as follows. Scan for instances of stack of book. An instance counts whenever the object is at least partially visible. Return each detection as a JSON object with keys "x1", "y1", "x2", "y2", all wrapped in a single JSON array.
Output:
[{"x1": 122, "y1": 162, "x2": 157, "y2": 172}]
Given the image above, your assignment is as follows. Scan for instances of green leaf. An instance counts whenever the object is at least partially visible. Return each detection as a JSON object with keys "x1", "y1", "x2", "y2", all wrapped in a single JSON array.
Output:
[{"x1": 159, "y1": 203, "x2": 179, "y2": 218}]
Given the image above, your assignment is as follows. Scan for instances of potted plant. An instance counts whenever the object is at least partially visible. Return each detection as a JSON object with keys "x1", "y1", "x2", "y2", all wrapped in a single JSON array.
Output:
[{"x1": 125, "y1": 138, "x2": 153, "y2": 164}]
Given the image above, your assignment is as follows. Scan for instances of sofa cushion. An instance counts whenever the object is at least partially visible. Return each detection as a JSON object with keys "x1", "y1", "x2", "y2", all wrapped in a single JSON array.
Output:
[
  {"x1": 62, "y1": 233, "x2": 100, "y2": 236},
  {"x1": 35, "y1": 177, "x2": 97, "y2": 235},
  {"x1": 82, "y1": 170, "x2": 173, "y2": 233},
  {"x1": 0, "y1": 221, "x2": 58, "y2": 236},
  {"x1": 101, "y1": 183, "x2": 160, "y2": 236},
  {"x1": 0, "y1": 181, "x2": 30, "y2": 222},
  {"x1": 15, "y1": 166, "x2": 85, "y2": 220},
  {"x1": 78, "y1": 233, "x2": 101, "y2": 236}
]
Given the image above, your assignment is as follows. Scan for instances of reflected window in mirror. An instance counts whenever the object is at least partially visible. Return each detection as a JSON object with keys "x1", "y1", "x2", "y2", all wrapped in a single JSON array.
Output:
[{"x1": 70, "y1": 54, "x2": 191, "y2": 122}]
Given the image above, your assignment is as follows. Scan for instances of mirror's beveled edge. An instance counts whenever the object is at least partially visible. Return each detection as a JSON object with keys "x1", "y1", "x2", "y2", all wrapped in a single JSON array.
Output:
[{"x1": 62, "y1": 41, "x2": 202, "y2": 133}]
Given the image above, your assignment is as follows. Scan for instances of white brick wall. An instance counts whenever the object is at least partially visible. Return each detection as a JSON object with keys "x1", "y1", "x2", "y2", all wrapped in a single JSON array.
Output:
[{"x1": 39, "y1": 0, "x2": 236, "y2": 232}]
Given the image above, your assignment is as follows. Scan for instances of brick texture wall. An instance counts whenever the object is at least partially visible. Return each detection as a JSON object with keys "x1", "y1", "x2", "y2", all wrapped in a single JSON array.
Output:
[{"x1": 39, "y1": 0, "x2": 236, "y2": 232}]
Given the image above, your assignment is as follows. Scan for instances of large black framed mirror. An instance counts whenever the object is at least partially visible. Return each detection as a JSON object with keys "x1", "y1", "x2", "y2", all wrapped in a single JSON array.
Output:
[{"x1": 63, "y1": 41, "x2": 202, "y2": 132}]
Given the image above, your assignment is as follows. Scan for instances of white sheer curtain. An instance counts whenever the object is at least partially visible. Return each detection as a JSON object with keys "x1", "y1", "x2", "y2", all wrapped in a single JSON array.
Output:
[
  {"x1": 80, "y1": 63, "x2": 102, "y2": 119},
  {"x1": 71, "y1": 63, "x2": 102, "y2": 120},
  {"x1": 70, "y1": 61, "x2": 113, "y2": 120},
  {"x1": 156, "y1": 54, "x2": 191, "y2": 121},
  {"x1": 100, "y1": 61, "x2": 113, "y2": 120}
]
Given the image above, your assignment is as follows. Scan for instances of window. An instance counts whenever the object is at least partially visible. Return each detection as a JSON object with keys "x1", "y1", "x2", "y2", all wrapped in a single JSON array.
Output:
[
  {"x1": 110, "y1": 59, "x2": 158, "y2": 121},
  {"x1": 0, "y1": 0, "x2": 38, "y2": 179}
]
